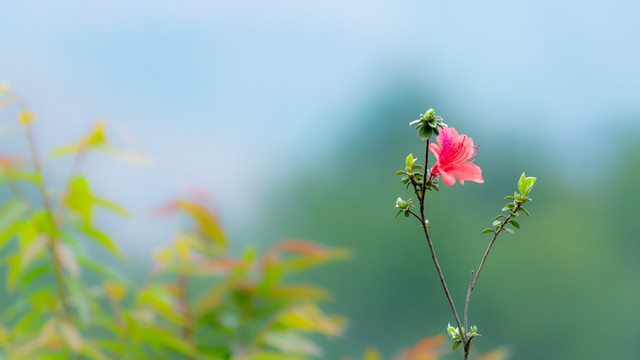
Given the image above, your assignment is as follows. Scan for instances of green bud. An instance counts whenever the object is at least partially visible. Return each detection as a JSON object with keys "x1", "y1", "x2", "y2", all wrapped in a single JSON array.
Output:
[
  {"x1": 418, "y1": 125, "x2": 433, "y2": 140},
  {"x1": 517, "y1": 172, "x2": 537, "y2": 196},
  {"x1": 406, "y1": 153, "x2": 414, "y2": 167},
  {"x1": 395, "y1": 197, "x2": 407, "y2": 209}
]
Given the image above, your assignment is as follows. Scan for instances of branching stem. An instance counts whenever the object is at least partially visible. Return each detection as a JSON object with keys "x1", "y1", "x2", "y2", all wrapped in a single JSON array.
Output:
[
  {"x1": 25, "y1": 124, "x2": 80, "y2": 359},
  {"x1": 408, "y1": 139, "x2": 468, "y2": 347},
  {"x1": 462, "y1": 205, "x2": 520, "y2": 359}
]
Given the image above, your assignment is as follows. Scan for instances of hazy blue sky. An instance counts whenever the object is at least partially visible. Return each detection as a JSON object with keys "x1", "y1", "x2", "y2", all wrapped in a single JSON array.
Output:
[{"x1": 1, "y1": 1, "x2": 639, "y2": 251}]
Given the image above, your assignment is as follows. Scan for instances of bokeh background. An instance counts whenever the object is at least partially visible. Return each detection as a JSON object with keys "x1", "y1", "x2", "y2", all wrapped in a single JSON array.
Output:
[{"x1": 2, "y1": 1, "x2": 640, "y2": 359}]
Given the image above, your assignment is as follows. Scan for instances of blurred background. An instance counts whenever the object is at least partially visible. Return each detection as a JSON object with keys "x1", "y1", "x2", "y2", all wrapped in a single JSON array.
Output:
[{"x1": 1, "y1": 1, "x2": 640, "y2": 359}]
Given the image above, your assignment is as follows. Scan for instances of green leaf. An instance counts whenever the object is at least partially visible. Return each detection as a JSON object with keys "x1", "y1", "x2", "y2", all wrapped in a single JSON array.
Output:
[
  {"x1": 481, "y1": 228, "x2": 495, "y2": 234},
  {"x1": 66, "y1": 276, "x2": 91, "y2": 326},
  {"x1": 418, "y1": 125, "x2": 433, "y2": 140},
  {"x1": 19, "y1": 234, "x2": 48, "y2": 270},
  {"x1": 92, "y1": 197, "x2": 129, "y2": 217},
  {"x1": 80, "y1": 342, "x2": 112, "y2": 360},
  {"x1": 517, "y1": 172, "x2": 526, "y2": 194},
  {"x1": 509, "y1": 220, "x2": 520, "y2": 229},
  {"x1": 520, "y1": 208, "x2": 531, "y2": 216},
  {"x1": 502, "y1": 203, "x2": 515, "y2": 211},
  {"x1": 6, "y1": 254, "x2": 21, "y2": 291},
  {"x1": 50, "y1": 144, "x2": 81, "y2": 158},
  {"x1": 17, "y1": 263, "x2": 52, "y2": 290},
  {"x1": 263, "y1": 331, "x2": 321, "y2": 356},
  {"x1": 504, "y1": 196, "x2": 515, "y2": 200},
  {"x1": 68, "y1": 176, "x2": 93, "y2": 223},
  {"x1": 504, "y1": 228, "x2": 515, "y2": 234},
  {"x1": 524, "y1": 176, "x2": 537, "y2": 195},
  {"x1": 494, "y1": 214, "x2": 505, "y2": 220},
  {"x1": 492, "y1": 220, "x2": 502, "y2": 227},
  {"x1": 76, "y1": 223, "x2": 124, "y2": 262},
  {"x1": 31, "y1": 211, "x2": 57, "y2": 237},
  {"x1": 4, "y1": 170, "x2": 41, "y2": 183},
  {"x1": 0, "y1": 199, "x2": 28, "y2": 251},
  {"x1": 77, "y1": 255, "x2": 129, "y2": 284},
  {"x1": 452, "y1": 341, "x2": 461, "y2": 351},
  {"x1": 406, "y1": 154, "x2": 414, "y2": 167}
]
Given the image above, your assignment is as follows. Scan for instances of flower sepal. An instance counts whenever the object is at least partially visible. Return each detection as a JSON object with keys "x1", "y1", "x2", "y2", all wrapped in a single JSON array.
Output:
[
  {"x1": 410, "y1": 108, "x2": 447, "y2": 140},
  {"x1": 394, "y1": 197, "x2": 415, "y2": 218}
]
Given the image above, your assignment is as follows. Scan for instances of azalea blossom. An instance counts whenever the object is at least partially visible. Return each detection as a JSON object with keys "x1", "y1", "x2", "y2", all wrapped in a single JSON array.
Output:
[{"x1": 429, "y1": 127, "x2": 484, "y2": 186}]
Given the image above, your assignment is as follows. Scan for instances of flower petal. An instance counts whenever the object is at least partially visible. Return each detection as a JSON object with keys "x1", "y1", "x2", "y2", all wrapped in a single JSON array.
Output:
[
  {"x1": 440, "y1": 170, "x2": 457, "y2": 186},
  {"x1": 429, "y1": 143, "x2": 441, "y2": 160},
  {"x1": 447, "y1": 162, "x2": 484, "y2": 184}
]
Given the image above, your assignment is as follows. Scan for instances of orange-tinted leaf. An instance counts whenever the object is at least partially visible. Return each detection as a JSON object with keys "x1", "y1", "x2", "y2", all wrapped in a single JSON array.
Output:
[
  {"x1": 477, "y1": 347, "x2": 510, "y2": 360},
  {"x1": 269, "y1": 284, "x2": 332, "y2": 301},
  {"x1": 277, "y1": 303, "x2": 345, "y2": 337},
  {"x1": 277, "y1": 240, "x2": 330, "y2": 257},
  {"x1": 0, "y1": 155, "x2": 24, "y2": 169},
  {"x1": 175, "y1": 200, "x2": 225, "y2": 247},
  {"x1": 392, "y1": 335, "x2": 449, "y2": 360},
  {"x1": 153, "y1": 200, "x2": 180, "y2": 216}
]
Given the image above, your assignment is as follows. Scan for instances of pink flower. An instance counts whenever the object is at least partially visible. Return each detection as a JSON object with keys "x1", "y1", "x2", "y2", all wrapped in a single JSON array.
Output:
[{"x1": 429, "y1": 127, "x2": 484, "y2": 186}]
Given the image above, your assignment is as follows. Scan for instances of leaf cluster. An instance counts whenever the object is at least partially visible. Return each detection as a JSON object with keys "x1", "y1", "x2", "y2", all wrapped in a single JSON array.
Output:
[
  {"x1": 395, "y1": 154, "x2": 439, "y2": 193},
  {"x1": 447, "y1": 324, "x2": 480, "y2": 351},
  {"x1": 482, "y1": 173, "x2": 536, "y2": 236},
  {"x1": 409, "y1": 108, "x2": 447, "y2": 140}
]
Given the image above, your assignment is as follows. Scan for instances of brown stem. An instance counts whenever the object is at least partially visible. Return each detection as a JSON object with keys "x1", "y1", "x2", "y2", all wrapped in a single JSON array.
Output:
[
  {"x1": 464, "y1": 270, "x2": 474, "y2": 331},
  {"x1": 13, "y1": 92, "x2": 84, "y2": 358},
  {"x1": 419, "y1": 140, "x2": 429, "y2": 215},
  {"x1": 462, "y1": 205, "x2": 520, "y2": 359},
  {"x1": 25, "y1": 126, "x2": 71, "y2": 318},
  {"x1": 408, "y1": 139, "x2": 468, "y2": 346},
  {"x1": 178, "y1": 274, "x2": 193, "y2": 359}
]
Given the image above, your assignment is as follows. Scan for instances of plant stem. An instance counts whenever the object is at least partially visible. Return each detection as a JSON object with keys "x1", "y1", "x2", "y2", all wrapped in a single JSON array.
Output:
[
  {"x1": 462, "y1": 206, "x2": 519, "y2": 359},
  {"x1": 407, "y1": 138, "x2": 467, "y2": 346},
  {"x1": 25, "y1": 124, "x2": 78, "y2": 359},
  {"x1": 178, "y1": 274, "x2": 193, "y2": 359}
]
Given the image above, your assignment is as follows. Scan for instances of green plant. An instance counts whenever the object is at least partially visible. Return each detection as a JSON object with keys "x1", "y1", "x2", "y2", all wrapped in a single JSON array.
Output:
[
  {"x1": 395, "y1": 109, "x2": 536, "y2": 359},
  {"x1": 0, "y1": 87, "x2": 346, "y2": 360}
]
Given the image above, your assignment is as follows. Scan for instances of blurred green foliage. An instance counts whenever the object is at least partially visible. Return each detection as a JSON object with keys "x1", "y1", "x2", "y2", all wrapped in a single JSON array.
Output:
[{"x1": 0, "y1": 89, "x2": 350, "y2": 359}]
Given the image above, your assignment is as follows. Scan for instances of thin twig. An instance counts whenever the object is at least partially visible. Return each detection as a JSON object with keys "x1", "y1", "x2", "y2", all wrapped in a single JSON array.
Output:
[
  {"x1": 462, "y1": 207, "x2": 519, "y2": 359},
  {"x1": 407, "y1": 139, "x2": 467, "y2": 345},
  {"x1": 470, "y1": 210, "x2": 517, "y2": 292},
  {"x1": 178, "y1": 274, "x2": 193, "y2": 356},
  {"x1": 26, "y1": 125, "x2": 80, "y2": 360},
  {"x1": 419, "y1": 140, "x2": 429, "y2": 215},
  {"x1": 464, "y1": 270, "x2": 473, "y2": 331},
  {"x1": 25, "y1": 126, "x2": 72, "y2": 319}
]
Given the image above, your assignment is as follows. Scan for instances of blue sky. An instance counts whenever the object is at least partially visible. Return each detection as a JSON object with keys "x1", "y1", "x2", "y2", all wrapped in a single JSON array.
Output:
[{"x1": 1, "y1": 0, "x2": 639, "y2": 251}]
